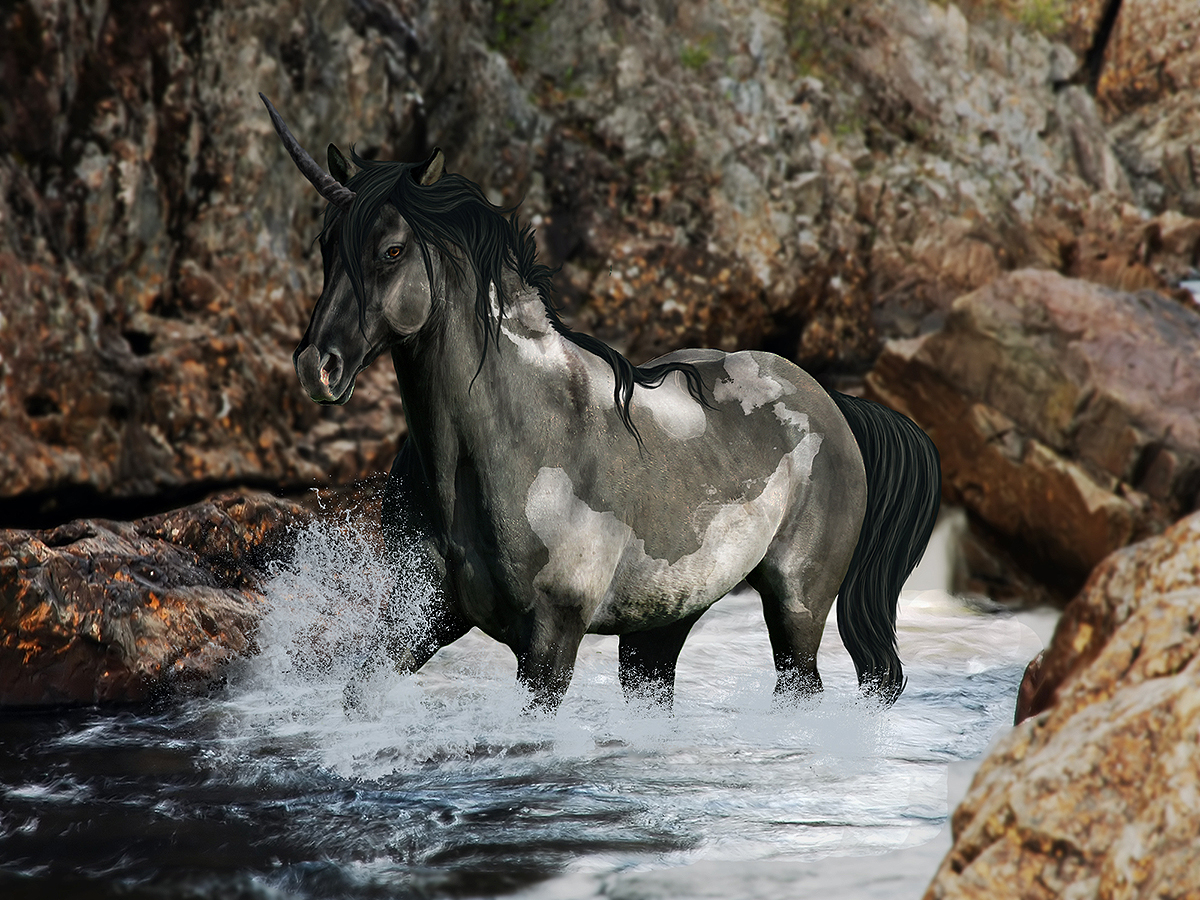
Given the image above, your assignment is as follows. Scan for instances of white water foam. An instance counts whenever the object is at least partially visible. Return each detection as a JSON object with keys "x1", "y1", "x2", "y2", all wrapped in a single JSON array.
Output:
[{"x1": 203, "y1": 504, "x2": 1049, "y2": 897}]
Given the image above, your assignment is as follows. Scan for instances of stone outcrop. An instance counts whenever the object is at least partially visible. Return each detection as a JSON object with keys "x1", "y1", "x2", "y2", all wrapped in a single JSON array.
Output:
[
  {"x1": 867, "y1": 268, "x2": 1200, "y2": 599},
  {"x1": 926, "y1": 511, "x2": 1200, "y2": 899},
  {"x1": 0, "y1": 492, "x2": 308, "y2": 706},
  {"x1": 1079, "y1": 0, "x2": 1200, "y2": 241},
  {"x1": 1065, "y1": 0, "x2": 1200, "y2": 118},
  {"x1": 1016, "y1": 506, "x2": 1200, "y2": 723},
  {"x1": 3, "y1": 0, "x2": 1197, "y2": 526},
  {"x1": 514, "y1": 0, "x2": 1198, "y2": 359},
  {"x1": 0, "y1": 0, "x2": 415, "y2": 524}
]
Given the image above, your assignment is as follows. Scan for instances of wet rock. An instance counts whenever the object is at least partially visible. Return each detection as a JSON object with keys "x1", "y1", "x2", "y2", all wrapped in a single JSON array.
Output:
[
  {"x1": 926, "y1": 511, "x2": 1200, "y2": 900},
  {"x1": 0, "y1": 492, "x2": 308, "y2": 706},
  {"x1": 867, "y1": 269, "x2": 1200, "y2": 598}
]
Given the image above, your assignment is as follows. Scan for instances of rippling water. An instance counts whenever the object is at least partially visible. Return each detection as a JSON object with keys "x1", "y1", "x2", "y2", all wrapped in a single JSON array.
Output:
[{"x1": 0, "y1": 511, "x2": 1048, "y2": 899}]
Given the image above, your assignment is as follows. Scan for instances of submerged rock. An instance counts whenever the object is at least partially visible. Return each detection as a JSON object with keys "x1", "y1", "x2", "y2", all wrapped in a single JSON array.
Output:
[
  {"x1": 867, "y1": 268, "x2": 1200, "y2": 599},
  {"x1": 0, "y1": 492, "x2": 308, "y2": 707},
  {"x1": 926, "y1": 511, "x2": 1200, "y2": 899}
]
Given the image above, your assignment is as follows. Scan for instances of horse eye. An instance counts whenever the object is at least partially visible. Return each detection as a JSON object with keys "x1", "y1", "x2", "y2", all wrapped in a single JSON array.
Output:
[{"x1": 384, "y1": 244, "x2": 404, "y2": 260}]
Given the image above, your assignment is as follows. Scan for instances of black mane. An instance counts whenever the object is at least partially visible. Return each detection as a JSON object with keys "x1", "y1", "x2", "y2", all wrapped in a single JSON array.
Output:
[{"x1": 320, "y1": 150, "x2": 709, "y2": 444}]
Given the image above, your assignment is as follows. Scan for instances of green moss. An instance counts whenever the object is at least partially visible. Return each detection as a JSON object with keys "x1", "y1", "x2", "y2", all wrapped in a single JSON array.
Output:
[
  {"x1": 764, "y1": 0, "x2": 851, "y2": 77},
  {"x1": 1016, "y1": 0, "x2": 1066, "y2": 36},
  {"x1": 490, "y1": 0, "x2": 558, "y2": 54},
  {"x1": 680, "y1": 36, "x2": 715, "y2": 71}
]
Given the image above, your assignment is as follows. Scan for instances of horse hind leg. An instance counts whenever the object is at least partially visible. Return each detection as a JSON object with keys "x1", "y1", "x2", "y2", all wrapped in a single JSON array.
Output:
[
  {"x1": 618, "y1": 611, "x2": 704, "y2": 708},
  {"x1": 747, "y1": 563, "x2": 840, "y2": 700}
]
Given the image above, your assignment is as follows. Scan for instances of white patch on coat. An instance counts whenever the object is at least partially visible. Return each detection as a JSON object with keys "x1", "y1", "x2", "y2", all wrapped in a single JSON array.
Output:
[
  {"x1": 634, "y1": 371, "x2": 707, "y2": 440},
  {"x1": 773, "y1": 402, "x2": 809, "y2": 431},
  {"x1": 524, "y1": 427, "x2": 824, "y2": 630},
  {"x1": 713, "y1": 351, "x2": 793, "y2": 414},
  {"x1": 493, "y1": 284, "x2": 707, "y2": 434},
  {"x1": 493, "y1": 282, "x2": 584, "y2": 380},
  {"x1": 525, "y1": 468, "x2": 631, "y2": 605}
]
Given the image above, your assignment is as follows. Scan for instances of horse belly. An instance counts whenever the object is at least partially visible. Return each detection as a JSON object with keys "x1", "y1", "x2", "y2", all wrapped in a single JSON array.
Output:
[{"x1": 591, "y1": 486, "x2": 790, "y2": 633}]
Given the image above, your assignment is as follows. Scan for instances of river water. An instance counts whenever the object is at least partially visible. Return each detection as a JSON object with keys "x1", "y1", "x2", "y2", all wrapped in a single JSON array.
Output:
[{"x1": 1, "y1": 509, "x2": 1052, "y2": 899}]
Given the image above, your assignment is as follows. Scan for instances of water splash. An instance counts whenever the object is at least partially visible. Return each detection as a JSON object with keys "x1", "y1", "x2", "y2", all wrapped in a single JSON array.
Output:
[{"x1": 0, "y1": 501, "x2": 1052, "y2": 899}]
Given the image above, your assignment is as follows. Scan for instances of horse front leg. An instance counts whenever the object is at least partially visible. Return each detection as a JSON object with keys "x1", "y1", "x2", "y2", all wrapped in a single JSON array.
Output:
[
  {"x1": 515, "y1": 604, "x2": 588, "y2": 712},
  {"x1": 343, "y1": 586, "x2": 470, "y2": 711},
  {"x1": 618, "y1": 611, "x2": 703, "y2": 708}
]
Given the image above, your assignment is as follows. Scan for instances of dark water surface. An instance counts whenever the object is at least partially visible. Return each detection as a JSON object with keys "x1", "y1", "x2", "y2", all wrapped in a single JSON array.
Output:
[{"x1": 1, "y1": 518, "x2": 1044, "y2": 899}]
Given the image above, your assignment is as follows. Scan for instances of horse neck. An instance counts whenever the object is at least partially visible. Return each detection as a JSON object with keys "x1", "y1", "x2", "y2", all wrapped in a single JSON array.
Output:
[{"x1": 390, "y1": 265, "x2": 566, "y2": 479}]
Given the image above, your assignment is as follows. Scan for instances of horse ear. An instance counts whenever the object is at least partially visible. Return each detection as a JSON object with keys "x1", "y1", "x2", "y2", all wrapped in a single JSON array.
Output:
[
  {"x1": 415, "y1": 147, "x2": 445, "y2": 186},
  {"x1": 328, "y1": 143, "x2": 351, "y2": 185}
]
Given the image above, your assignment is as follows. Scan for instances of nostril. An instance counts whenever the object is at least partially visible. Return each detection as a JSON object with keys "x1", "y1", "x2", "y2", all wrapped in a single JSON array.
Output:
[{"x1": 320, "y1": 351, "x2": 343, "y2": 389}]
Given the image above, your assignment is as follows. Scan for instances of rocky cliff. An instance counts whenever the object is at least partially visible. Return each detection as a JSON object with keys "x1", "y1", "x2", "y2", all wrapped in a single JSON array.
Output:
[
  {"x1": 3, "y1": 0, "x2": 1199, "y2": 692},
  {"x1": 3, "y1": 0, "x2": 1197, "y2": 539}
]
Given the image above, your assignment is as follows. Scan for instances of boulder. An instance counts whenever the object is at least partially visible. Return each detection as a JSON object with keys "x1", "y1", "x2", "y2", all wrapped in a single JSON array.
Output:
[
  {"x1": 1016, "y1": 507, "x2": 1200, "y2": 723},
  {"x1": 925, "y1": 511, "x2": 1200, "y2": 900},
  {"x1": 0, "y1": 492, "x2": 309, "y2": 706},
  {"x1": 867, "y1": 269, "x2": 1200, "y2": 598}
]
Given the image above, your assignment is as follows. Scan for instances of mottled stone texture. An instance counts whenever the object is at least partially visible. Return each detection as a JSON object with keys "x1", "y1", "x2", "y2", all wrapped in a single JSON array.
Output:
[
  {"x1": 0, "y1": 0, "x2": 410, "y2": 524},
  {"x1": 1057, "y1": 0, "x2": 1200, "y2": 219},
  {"x1": 2, "y1": 0, "x2": 1197, "y2": 528},
  {"x1": 867, "y1": 269, "x2": 1200, "y2": 599},
  {"x1": 0, "y1": 492, "x2": 307, "y2": 706},
  {"x1": 926, "y1": 512, "x2": 1200, "y2": 900},
  {"x1": 1017, "y1": 509, "x2": 1200, "y2": 723}
]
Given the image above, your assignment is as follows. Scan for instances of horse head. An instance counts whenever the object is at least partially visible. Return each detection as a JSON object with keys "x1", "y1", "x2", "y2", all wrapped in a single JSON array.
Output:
[{"x1": 260, "y1": 94, "x2": 445, "y2": 404}]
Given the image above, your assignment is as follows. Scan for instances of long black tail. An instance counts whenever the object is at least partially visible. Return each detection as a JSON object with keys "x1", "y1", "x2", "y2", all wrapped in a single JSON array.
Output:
[{"x1": 828, "y1": 391, "x2": 941, "y2": 705}]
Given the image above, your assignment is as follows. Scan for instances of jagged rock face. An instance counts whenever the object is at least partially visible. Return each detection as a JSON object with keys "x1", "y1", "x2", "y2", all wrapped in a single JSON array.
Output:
[
  {"x1": 0, "y1": 0, "x2": 412, "y2": 524},
  {"x1": 1065, "y1": 0, "x2": 1200, "y2": 118},
  {"x1": 867, "y1": 269, "x2": 1200, "y2": 598},
  {"x1": 507, "y1": 0, "x2": 1196, "y2": 359},
  {"x1": 0, "y1": 492, "x2": 307, "y2": 706},
  {"x1": 1078, "y1": 0, "x2": 1200, "y2": 221},
  {"x1": 2, "y1": 0, "x2": 1196, "y2": 528},
  {"x1": 2, "y1": 0, "x2": 1198, "y2": 632},
  {"x1": 926, "y1": 512, "x2": 1200, "y2": 900}
]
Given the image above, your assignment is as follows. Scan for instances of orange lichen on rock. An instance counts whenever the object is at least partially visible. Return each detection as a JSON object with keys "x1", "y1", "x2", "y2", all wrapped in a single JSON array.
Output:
[{"x1": 0, "y1": 492, "x2": 308, "y2": 707}]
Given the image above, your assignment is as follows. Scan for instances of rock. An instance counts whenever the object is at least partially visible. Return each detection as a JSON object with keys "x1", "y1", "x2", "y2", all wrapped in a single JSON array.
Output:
[
  {"x1": 1015, "y1": 508, "x2": 1200, "y2": 723},
  {"x1": 0, "y1": 492, "x2": 308, "y2": 706},
  {"x1": 1111, "y1": 91, "x2": 1200, "y2": 219},
  {"x1": 867, "y1": 269, "x2": 1200, "y2": 598},
  {"x1": 1062, "y1": 0, "x2": 1200, "y2": 219},
  {"x1": 0, "y1": 0, "x2": 418, "y2": 524},
  {"x1": 926, "y1": 512, "x2": 1200, "y2": 900},
  {"x1": 520, "y1": 0, "x2": 1199, "y2": 363},
  {"x1": 1064, "y1": 0, "x2": 1200, "y2": 116},
  {"x1": 3, "y1": 0, "x2": 1195, "y2": 524}
]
